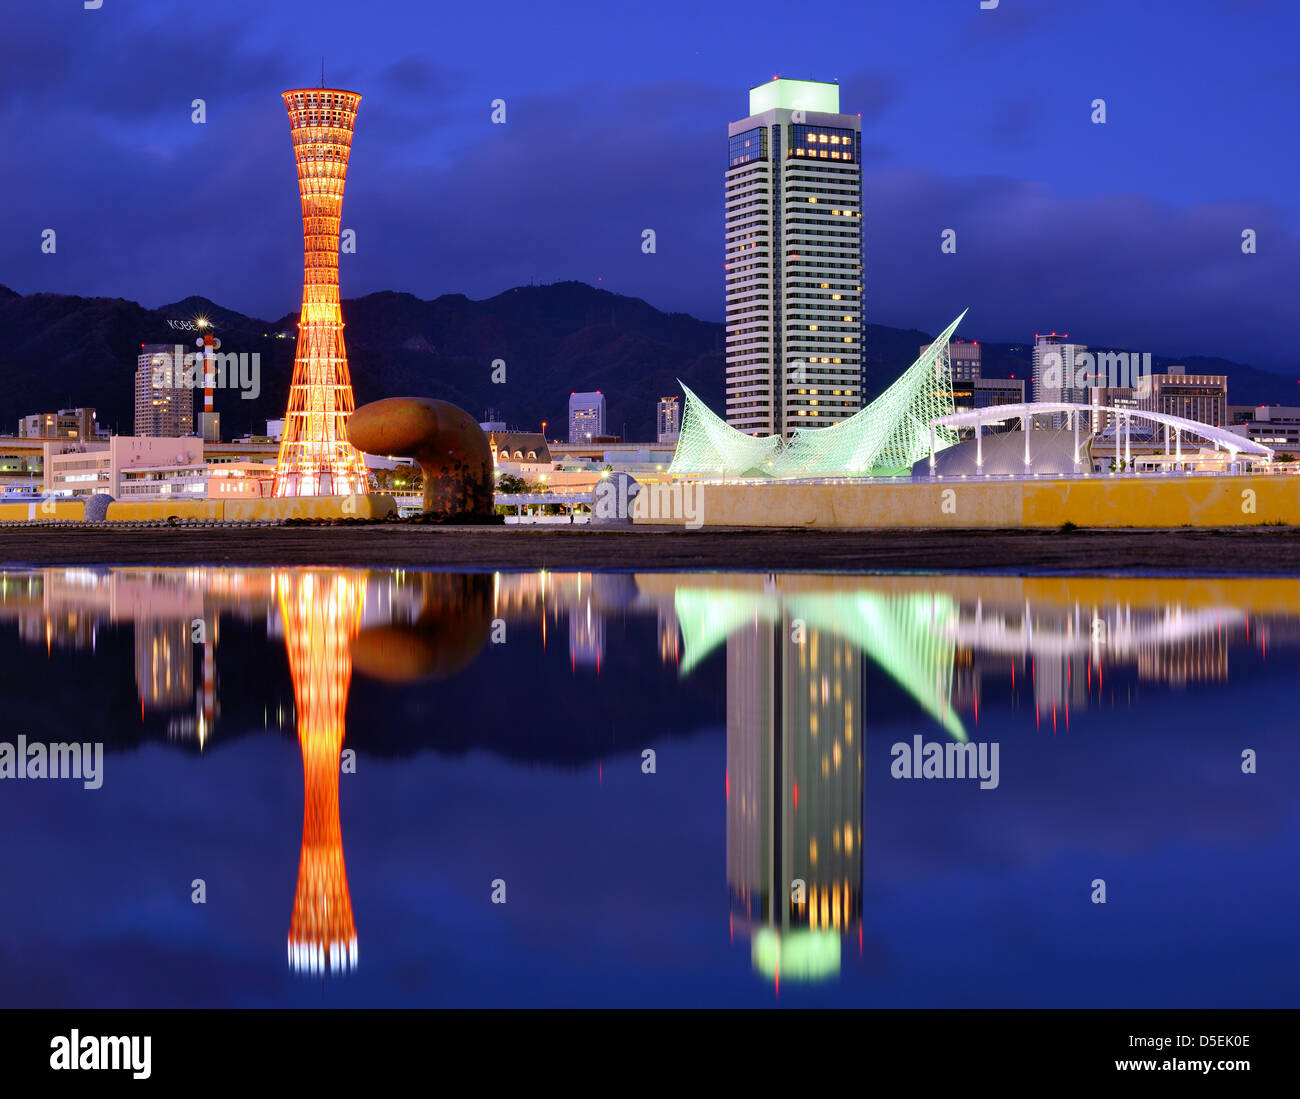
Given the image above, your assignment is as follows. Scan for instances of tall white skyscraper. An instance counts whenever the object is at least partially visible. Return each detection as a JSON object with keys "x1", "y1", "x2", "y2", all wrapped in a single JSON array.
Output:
[
  {"x1": 1032, "y1": 333, "x2": 1087, "y2": 427},
  {"x1": 726, "y1": 78, "x2": 863, "y2": 437}
]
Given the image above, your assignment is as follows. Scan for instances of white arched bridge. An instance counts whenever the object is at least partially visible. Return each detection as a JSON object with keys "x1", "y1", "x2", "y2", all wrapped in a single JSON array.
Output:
[{"x1": 926, "y1": 401, "x2": 1274, "y2": 475}]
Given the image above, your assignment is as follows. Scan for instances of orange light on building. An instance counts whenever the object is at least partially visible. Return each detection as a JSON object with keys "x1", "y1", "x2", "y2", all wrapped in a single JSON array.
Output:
[
  {"x1": 273, "y1": 88, "x2": 371, "y2": 498},
  {"x1": 279, "y1": 569, "x2": 365, "y2": 974}
]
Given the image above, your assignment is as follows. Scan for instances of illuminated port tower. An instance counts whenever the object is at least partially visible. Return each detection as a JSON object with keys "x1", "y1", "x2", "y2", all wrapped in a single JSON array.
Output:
[{"x1": 273, "y1": 87, "x2": 371, "y2": 498}]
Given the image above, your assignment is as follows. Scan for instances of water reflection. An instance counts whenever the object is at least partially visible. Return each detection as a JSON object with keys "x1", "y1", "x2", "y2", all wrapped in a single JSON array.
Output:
[
  {"x1": 0, "y1": 567, "x2": 1296, "y2": 993},
  {"x1": 723, "y1": 601, "x2": 863, "y2": 986},
  {"x1": 277, "y1": 571, "x2": 363, "y2": 976}
]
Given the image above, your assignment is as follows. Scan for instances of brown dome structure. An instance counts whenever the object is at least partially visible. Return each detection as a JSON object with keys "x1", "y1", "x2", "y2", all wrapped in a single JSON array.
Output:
[{"x1": 347, "y1": 397, "x2": 494, "y2": 518}]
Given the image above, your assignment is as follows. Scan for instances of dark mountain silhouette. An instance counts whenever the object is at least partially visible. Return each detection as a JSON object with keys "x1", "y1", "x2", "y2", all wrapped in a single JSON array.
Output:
[{"x1": 0, "y1": 280, "x2": 1293, "y2": 440}]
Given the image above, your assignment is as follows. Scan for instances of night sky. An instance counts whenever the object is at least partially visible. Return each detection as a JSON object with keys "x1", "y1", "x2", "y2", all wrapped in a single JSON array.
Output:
[{"x1": 1, "y1": 0, "x2": 1297, "y2": 368}]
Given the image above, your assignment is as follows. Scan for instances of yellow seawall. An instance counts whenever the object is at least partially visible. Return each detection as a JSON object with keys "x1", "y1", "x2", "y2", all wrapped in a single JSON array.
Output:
[
  {"x1": 104, "y1": 494, "x2": 398, "y2": 523},
  {"x1": 0, "y1": 500, "x2": 86, "y2": 522},
  {"x1": 636, "y1": 476, "x2": 1300, "y2": 528},
  {"x1": 107, "y1": 500, "x2": 226, "y2": 522}
]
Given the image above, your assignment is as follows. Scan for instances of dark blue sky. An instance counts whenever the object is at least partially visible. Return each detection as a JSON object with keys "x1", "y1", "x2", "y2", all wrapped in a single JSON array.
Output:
[{"x1": 2, "y1": 0, "x2": 1297, "y2": 368}]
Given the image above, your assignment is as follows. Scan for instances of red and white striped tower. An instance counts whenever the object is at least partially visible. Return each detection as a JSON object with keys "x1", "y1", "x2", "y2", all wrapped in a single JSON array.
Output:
[{"x1": 197, "y1": 326, "x2": 221, "y2": 443}]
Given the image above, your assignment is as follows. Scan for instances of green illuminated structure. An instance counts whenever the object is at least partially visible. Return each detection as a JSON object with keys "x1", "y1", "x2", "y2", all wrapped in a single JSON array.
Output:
[
  {"x1": 748, "y1": 77, "x2": 842, "y2": 116},
  {"x1": 750, "y1": 927, "x2": 841, "y2": 981},
  {"x1": 669, "y1": 310, "x2": 967, "y2": 478},
  {"x1": 673, "y1": 584, "x2": 966, "y2": 741}
]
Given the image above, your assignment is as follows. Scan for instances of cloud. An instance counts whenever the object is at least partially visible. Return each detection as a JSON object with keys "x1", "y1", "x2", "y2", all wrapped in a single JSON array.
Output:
[{"x1": 0, "y1": 41, "x2": 1293, "y2": 371}]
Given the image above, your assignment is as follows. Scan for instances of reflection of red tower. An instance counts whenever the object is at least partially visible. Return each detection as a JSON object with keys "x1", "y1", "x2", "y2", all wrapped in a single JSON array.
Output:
[
  {"x1": 273, "y1": 88, "x2": 370, "y2": 498},
  {"x1": 279, "y1": 570, "x2": 365, "y2": 974}
]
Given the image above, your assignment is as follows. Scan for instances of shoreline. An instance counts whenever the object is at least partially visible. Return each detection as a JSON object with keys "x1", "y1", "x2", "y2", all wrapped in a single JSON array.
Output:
[{"x1": 3, "y1": 525, "x2": 1300, "y2": 574}]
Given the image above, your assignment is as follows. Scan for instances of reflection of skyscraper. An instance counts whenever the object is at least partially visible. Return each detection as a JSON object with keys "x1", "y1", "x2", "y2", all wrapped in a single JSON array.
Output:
[
  {"x1": 569, "y1": 601, "x2": 605, "y2": 669},
  {"x1": 278, "y1": 570, "x2": 364, "y2": 975},
  {"x1": 135, "y1": 618, "x2": 194, "y2": 710},
  {"x1": 727, "y1": 611, "x2": 862, "y2": 983},
  {"x1": 657, "y1": 606, "x2": 679, "y2": 665}
]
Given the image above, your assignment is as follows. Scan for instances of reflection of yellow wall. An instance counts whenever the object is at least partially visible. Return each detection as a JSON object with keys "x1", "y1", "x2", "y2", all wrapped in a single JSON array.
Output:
[
  {"x1": 637, "y1": 477, "x2": 1300, "y2": 529},
  {"x1": 639, "y1": 572, "x2": 1300, "y2": 615}
]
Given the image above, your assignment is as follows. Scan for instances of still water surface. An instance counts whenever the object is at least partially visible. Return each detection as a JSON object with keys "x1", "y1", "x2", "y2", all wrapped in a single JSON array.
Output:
[{"x1": 0, "y1": 567, "x2": 1295, "y2": 1007}]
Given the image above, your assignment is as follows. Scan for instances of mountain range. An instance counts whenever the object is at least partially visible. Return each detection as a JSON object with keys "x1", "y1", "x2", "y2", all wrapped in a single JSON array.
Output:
[{"x1": 0, "y1": 280, "x2": 1293, "y2": 440}]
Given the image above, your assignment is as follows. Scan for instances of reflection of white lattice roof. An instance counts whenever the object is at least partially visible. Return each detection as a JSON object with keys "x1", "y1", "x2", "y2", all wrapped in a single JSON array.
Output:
[{"x1": 668, "y1": 311, "x2": 967, "y2": 478}]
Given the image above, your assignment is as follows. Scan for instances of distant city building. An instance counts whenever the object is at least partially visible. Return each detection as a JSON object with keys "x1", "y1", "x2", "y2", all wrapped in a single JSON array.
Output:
[
  {"x1": 18, "y1": 408, "x2": 99, "y2": 440},
  {"x1": 1085, "y1": 385, "x2": 1141, "y2": 434},
  {"x1": 568, "y1": 391, "x2": 606, "y2": 443},
  {"x1": 118, "y1": 460, "x2": 276, "y2": 501},
  {"x1": 726, "y1": 78, "x2": 863, "y2": 436},
  {"x1": 1032, "y1": 333, "x2": 1088, "y2": 424},
  {"x1": 951, "y1": 377, "x2": 1026, "y2": 433},
  {"x1": 200, "y1": 412, "x2": 221, "y2": 445},
  {"x1": 135, "y1": 344, "x2": 195, "y2": 438},
  {"x1": 45, "y1": 437, "x2": 197, "y2": 498},
  {"x1": 1137, "y1": 365, "x2": 1227, "y2": 427},
  {"x1": 923, "y1": 339, "x2": 980, "y2": 381},
  {"x1": 972, "y1": 377, "x2": 1025, "y2": 408},
  {"x1": 657, "y1": 396, "x2": 681, "y2": 443},
  {"x1": 231, "y1": 422, "x2": 282, "y2": 446},
  {"x1": 1227, "y1": 405, "x2": 1300, "y2": 452},
  {"x1": 548, "y1": 440, "x2": 677, "y2": 472},
  {"x1": 44, "y1": 435, "x2": 274, "y2": 500}
]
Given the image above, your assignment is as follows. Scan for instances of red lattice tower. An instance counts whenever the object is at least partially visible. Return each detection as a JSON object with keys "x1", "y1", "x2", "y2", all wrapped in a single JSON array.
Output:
[
  {"x1": 274, "y1": 88, "x2": 371, "y2": 497},
  {"x1": 279, "y1": 570, "x2": 365, "y2": 974}
]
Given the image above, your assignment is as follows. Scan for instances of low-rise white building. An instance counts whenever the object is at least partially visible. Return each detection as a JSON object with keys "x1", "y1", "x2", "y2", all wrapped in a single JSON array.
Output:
[
  {"x1": 44, "y1": 437, "x2": 275, "y2": 499},
  {"x1": 118, "y1": 460, "x2": 276, "y2": 500}
]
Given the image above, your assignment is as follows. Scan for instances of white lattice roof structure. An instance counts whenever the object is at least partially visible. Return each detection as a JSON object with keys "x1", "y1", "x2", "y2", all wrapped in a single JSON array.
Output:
[{"x1": 669, "y1": 311, "x2": 967, "y2": 478}]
